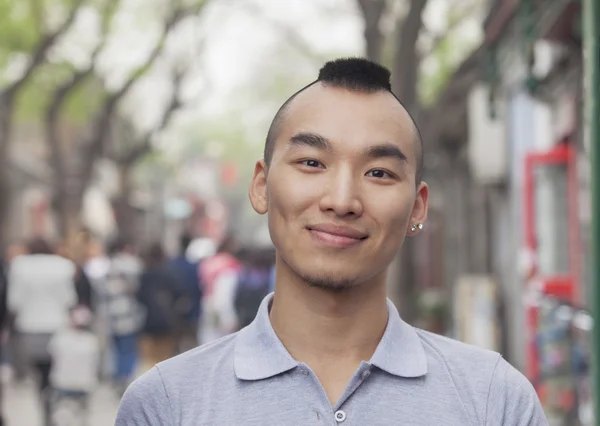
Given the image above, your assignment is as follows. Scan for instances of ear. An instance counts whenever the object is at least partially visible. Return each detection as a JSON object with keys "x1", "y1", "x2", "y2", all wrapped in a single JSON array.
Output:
[
  {"x1": 249, "y1": 159, "x2": 268, "y2": 215},
  {"x1": 407, "y1": 181, "x2": 429, "y2": 236}
]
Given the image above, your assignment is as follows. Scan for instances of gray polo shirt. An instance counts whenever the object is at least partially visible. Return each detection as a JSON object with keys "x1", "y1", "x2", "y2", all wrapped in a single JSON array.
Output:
[{"x1": 116, "y1": 295, "x2": 547, "y2": 425}]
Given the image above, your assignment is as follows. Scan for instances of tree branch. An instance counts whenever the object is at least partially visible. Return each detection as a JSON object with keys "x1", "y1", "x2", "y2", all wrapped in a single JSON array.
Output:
[
  {"x1": 98, "y1": 2, "x2": 204, "y2": 116},
  {"x1": 356, "y1": 0, "x2": 387, "y2": 62},
  {"x1": 4, "y1": 0, "x2": 86, "y2": 97},
  {"x1": 118, "y1": 69, "x2": 187, "y2": 167},
  {"x1": 80, "y1": 2, "x2": 208, "y2": 187},
  {"x1": 45, "y1": 0, "x2": 120, "y2": 190},
  {"x1": 241, "y1": 2, "x2": 328, "y2": 66},
  {"x1": 47, "y1": 0, "x2": 118, "y2": 120},
  {"x1": 420, "y1": 2, "x2": 477, "y2": 59},
  {"x1": 29, "y1": 0, "x2": 45, "y2": 35}
]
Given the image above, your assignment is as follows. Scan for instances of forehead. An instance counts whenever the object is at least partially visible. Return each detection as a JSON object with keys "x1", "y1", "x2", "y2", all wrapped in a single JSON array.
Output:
[{"x1": 276, "y1": 83, "x2": 416, "y2": 158}]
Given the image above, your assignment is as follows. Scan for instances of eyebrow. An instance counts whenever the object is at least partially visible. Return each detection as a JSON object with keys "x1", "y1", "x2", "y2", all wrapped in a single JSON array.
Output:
[
  {"x1": 365, "y1": 144, "x2": 407, "y2": 162},
  {"x1": 289, "y1": 132, "x2": 332, "y2": 151},
  {"x1": 289, "y1": 132, "x2": 407, "y2": 162}
]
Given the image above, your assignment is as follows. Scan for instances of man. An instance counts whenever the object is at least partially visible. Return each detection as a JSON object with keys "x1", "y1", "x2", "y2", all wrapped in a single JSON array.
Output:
[
  {"x1": 198, "y1": 234, "x2": 242, "y2": 344},
  {"x1": 116, "y1": 58, "x2": 547, "y2": 425},
  {"x1": 169, "y1": 234, "x2": 203, "y2": 352},
  {"x1": 0, "y1": 253, "x2": 7, "y2": 426},
  {"x1": 104, "y1": 240, "x2": 144, "y2": 394}
]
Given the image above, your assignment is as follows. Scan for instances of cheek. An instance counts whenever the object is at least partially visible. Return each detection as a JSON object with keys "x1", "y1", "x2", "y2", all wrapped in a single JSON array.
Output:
[
  {"x1": 266, "y1": 169, "x2": 317, "y2": 226},
  {"x1": 370, "y1": 193, "x2": 413, "y2": 239}
]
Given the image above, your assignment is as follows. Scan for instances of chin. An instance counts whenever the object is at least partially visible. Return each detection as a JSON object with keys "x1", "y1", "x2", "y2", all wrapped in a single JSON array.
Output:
[
  {"x1": 300, "y1": 272, "x2": 359, "y2": 292},
  {"x1": 302, "y1": 276, "x2": 357, "y2": 292}
]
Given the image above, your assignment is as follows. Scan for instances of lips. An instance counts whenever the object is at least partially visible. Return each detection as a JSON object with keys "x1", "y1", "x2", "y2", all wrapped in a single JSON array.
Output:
[{"x1": 306, "y1": 224, "x2": 368, "y2": 248}]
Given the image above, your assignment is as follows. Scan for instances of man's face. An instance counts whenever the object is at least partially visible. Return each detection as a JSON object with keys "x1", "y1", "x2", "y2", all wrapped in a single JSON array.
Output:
[{"x1": 250, "y1": 84, "x2": 428, "y2": 290}]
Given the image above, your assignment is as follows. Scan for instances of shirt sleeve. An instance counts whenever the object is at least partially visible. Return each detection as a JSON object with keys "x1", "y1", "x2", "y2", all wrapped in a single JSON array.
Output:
[
  {"x1": 115, "y1": 366, "x2": 173, "y2": 425},
  {"x1": 485, "y1": 357, "x2": 548, "y2": 426}
]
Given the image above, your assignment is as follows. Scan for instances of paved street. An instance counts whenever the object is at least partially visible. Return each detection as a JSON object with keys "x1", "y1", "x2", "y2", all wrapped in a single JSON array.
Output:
[{"x1": 2, "y1": 379, "x2": 120, "y2": 426}]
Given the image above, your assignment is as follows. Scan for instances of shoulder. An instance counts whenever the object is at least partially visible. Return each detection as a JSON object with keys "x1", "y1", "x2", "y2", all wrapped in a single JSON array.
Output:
[
  {"x1": 485, "y1": 357, "x2": 547, "y2": 425},
  {"x1": 157, "y1": 333, "x2": 238, "y2": 380},
  {"x1": 414, "y1": 330, "x2": 546, "y2": 425},
  {"x1": 118, "y1": 334, "x2": 238, "y2": 424},
  {"x1": 414, "y1": 329, "x2": 504, "y2": 423},
  {"x1": 416, "y1": 328, "x2": 501, "y2": 373},
  {"x1": 57, "y1": 256, "x2": 77, "y2": 275},
  {"x1": 81, "y1": 330, "x2": 100, "y2": 346},
  {"x1": 11, "y1": 255, "x2": 75, "y2": 276},
  {"x1": 116, "y1": 367, "x2": 173, "y2": 425}
]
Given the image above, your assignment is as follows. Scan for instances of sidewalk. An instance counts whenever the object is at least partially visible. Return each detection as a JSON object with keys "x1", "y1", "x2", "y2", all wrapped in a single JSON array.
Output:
[{"x1": 2, "y1": 379, "x2": 120, "y2": 426}]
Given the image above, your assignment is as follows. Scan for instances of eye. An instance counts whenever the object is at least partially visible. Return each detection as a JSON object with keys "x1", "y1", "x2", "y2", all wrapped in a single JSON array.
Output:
[
  {"x1": 366, "y1": 169, "x2": 392, "y2": 179},
  {"x1": 299, "y1": 159, "x2": 323, "y2": 168}
]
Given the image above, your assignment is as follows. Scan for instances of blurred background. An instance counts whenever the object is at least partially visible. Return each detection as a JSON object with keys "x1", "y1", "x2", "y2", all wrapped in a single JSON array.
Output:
[{"x1": 0, "y1": 0, "x2": 595, "y2": 424}]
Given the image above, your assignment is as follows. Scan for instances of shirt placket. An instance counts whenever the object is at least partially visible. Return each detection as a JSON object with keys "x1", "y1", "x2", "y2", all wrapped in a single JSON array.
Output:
[{"x1": 297, "y1": 361, "x2": 373, "y2": 426}]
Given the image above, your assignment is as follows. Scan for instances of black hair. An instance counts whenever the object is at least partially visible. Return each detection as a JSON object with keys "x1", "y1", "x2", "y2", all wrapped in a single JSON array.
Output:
[
  {"x1": 217, "y1": 234, "x2": 238, "y2": 256},
  {"x1": 27, "y1": 238, "x2": 53, "y2": 255},
  {"x1": 179, "y1": 233, "x2": 192, "y2": 253},
  {"x1": 143, "y1": 243, "x2": 165, "y2": 268},
  {"x1": 317, "y1": 57, "x2": 392, "y2": 92},
  {"x1": 264, "y1": 57, "x2": 423, "y2": 183},
  {"x1": 108, "y1": 238, "x2": 131, "y2": 256}
]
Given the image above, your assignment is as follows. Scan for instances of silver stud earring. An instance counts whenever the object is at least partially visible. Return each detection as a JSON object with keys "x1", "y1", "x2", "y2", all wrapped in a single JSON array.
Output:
[{"x1": 410, "y1": 223, "x2": 424, "y2": 232}]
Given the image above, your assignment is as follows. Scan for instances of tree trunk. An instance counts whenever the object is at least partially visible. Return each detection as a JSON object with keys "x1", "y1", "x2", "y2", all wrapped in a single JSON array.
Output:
[
  {"x1": 0, "y1": 94, "x2": 14, "y2": 248},
  {"x1": 53, "y1": 176, "x2": 86, "y2": 243},
  {"x1": 397, "y1": 237, "x2": 419, "y2": 322},
  {"x1": 389, "y1": 0, "x2": 429, "y2": 325},
  {"x1": 115, "y1": 163, "x2": 137, "y2": 243},
  {"x1": 357, "y1": 0, "x2": 386, "y2": 62},
  {"x1": 64, "y1": 197, "x2": 84, "y2": 243},
  {"x1": 391, "y1": 0, "x2": 428, "y2": 113}
]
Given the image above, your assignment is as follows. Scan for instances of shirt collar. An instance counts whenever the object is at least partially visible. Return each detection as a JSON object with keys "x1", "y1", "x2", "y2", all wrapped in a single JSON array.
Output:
[
  {"x1": 369, "y1": 299, "x2": 428, "y2": 377},
  {"x1": 234, "y1": 295, "x2": 298, "y2": 380},
  {"x1": 234, "y1": 294, "x2": 428, "y2": 381}
]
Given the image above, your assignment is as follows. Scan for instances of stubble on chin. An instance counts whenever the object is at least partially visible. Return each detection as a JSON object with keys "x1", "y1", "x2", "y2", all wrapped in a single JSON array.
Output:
[{"x1": 300, "y1": 273, "x2": 357, "y2": 292}]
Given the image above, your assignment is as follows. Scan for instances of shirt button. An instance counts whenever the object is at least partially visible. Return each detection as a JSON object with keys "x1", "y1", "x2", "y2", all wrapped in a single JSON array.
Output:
[
  {"x1": 362, "y1": 370, "x2": 371, "y2": 379},
  {"x1": 335, "y1": 410, "x2": 346, "y2": 422},
  {"x1": 300, "y1": 368, "x2": 309, "y2": 376}
]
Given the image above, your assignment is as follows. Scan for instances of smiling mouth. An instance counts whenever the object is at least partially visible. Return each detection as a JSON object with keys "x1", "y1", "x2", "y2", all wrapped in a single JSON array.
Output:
[{"x1": 306, "y1": 226, "x2": 368, "y2": 248}]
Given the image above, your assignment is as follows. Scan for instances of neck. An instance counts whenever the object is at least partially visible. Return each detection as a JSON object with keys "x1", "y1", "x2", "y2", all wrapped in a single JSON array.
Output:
[{"x1": 269, "y1": 259, "x2": 389, "y2": 367}]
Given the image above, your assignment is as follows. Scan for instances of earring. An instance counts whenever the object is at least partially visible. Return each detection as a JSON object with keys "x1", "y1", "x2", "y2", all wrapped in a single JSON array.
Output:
[{"x1": 410, "y1": 223, "x2": 424, "y2": 232}]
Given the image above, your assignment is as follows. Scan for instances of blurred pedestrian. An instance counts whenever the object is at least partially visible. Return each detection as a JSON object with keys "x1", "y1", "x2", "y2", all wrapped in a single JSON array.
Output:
[
  {"x1": 8, "y1": 238, "x2": 77, "y2": 426},
  {"x1": 233, "y1": 247, "x2": 274, "y2": 329},
  {"x1": 84, "y1": 240, "x2": 111, "y2": 290},
  {"x1": 117, "y1": 57, "x2": 547, "y2": 425},
  {"x1": 198, "y1": 235, "x2": 242, "y2": 344},
  {"x1": 0, "y1": 250, "x2": 8, "y2": 426},
  {"x1": 268, "y1": 263, "x2": 276, "y2": 293},
  {"x1": 5, "y1": 242, "x2": 26, "y2": 263},
  {"x1": 169, "y1": 234, "x2": 203, "y2": 353},
  {"x1": 105, "y1": 240, "x2": 144, "y2": 395},
  {"x1": 47, "y1": 305, "x2": 100, "y2": 419},
  {"x1": 137, "y1": 244, "x2": 183, "y2": 373},
  {"x1": 3, "y1": 241, "x2": 27, "y2": 382},
  {"x1": 82, "y1": 239, "x2": 114, "y2": 381},
  {"x1": 57, "y1": 240, "x2": 95, "y2": 313}
]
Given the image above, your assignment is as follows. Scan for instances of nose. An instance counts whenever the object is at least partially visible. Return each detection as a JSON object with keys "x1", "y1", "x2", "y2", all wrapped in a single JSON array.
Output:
[{"x1": 318, "y1": 167, "x2": 364, "y2": 218}]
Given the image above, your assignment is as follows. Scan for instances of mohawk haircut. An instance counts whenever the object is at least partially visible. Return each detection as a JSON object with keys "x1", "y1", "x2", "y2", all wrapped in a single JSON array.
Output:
[
  {"x1": 317, "y1": 57, "x2": 392, "y2": 92},
  {"x1": 264, "y1": 57, "x2": 424, "y2": 183}
]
